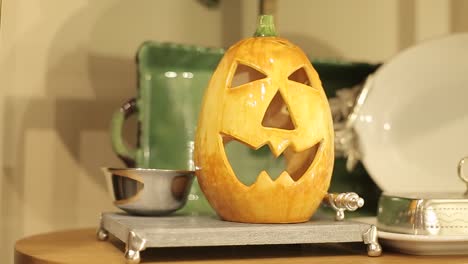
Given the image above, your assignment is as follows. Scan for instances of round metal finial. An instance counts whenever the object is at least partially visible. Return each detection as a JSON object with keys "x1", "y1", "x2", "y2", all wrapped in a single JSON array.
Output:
[{"x1": 356, "y1": 197, "x2": 365, "y2": 208}]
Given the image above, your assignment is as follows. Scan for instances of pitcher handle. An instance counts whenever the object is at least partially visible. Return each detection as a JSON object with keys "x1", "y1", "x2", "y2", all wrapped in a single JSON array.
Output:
[
  {"x1": 458, "y1": 156, "x2": 468, "y2": 194},
  {"x1": 111, "y1": 98, "x2": 138, "y2": 167}
]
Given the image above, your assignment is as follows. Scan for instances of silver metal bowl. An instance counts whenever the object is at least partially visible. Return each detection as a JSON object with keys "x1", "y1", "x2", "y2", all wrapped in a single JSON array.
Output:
[{"x1": 102, "y1": 168, "x2": 194, "y2": 216}]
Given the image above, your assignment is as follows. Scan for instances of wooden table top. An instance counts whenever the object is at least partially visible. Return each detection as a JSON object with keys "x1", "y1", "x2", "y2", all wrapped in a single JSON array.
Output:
[{"x1": 14, "y1": 228, "x2": 468, "y2": 264}]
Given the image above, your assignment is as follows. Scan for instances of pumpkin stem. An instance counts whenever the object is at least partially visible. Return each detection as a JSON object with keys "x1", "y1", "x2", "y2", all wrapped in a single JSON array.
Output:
[{"x1": 254, "y1": 15, "x2": 277, "y2": 37}]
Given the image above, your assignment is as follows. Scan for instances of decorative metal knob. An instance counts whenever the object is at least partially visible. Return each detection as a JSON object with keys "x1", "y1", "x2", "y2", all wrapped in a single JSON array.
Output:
[{"x1": 323, "y1": 192, "x2": 365, "y2": 221}]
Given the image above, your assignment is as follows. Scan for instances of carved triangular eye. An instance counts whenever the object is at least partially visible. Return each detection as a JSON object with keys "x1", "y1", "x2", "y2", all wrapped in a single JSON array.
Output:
[
  {"x1": 230, "y1": 63, "x2": 267, "y2": 88},
  {"x1": 262, "y1": 91, "x2": 295, "y2": 130},
  {"x1": 288, "y1": 67, "x2": 312, "y2": 87}
]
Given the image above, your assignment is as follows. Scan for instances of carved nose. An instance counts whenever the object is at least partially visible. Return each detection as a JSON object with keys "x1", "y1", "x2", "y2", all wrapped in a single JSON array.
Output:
[{"x1": 262, "y1": 91, "x2": 295, "y2": 130}]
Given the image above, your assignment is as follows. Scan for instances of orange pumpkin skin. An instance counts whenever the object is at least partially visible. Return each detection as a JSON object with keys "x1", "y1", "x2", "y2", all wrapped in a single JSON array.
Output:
[{"x1": 195, "y1": 35, "x2": 334, "y2": 223}]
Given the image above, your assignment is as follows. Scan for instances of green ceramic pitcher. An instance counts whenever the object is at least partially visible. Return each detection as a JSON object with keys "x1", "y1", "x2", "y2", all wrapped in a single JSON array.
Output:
[
  {"x1": 111, "y1": 42, "x2": 223, "y2": 170},
  {"x1": 111, "y1": 42, "x2": 223, "y2": 215}
]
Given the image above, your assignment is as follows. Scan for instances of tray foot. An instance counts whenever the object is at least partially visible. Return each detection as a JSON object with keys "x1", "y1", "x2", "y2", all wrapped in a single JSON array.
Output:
[
  {"x1": 125, "y1": 230, "x2": 147, "y2": 264},
  {"x1": 362, "y1": 225, "x2": 382, "y2": 257},
  {"x1": 97, "y1": 216, "x2": 108, "y2": 241},
  {"x1": 97, "y1": 228, "x2": 109, "y2": 241}
]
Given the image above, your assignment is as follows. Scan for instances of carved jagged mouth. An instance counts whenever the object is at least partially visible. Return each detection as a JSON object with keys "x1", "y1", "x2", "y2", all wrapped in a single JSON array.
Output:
[{"x1": 222, "y1": 135, "x2": 321, "y2": 186}]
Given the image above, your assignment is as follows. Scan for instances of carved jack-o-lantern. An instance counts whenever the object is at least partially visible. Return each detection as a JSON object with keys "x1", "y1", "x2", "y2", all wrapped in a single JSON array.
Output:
[{"x1": 195, "y1": 15, "x2": 334, "y2": 223}]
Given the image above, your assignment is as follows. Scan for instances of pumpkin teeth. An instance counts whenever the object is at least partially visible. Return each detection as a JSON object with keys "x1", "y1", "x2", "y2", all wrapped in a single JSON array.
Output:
[
  {"x1": 275, "y1": 171, "x2": 295, "y2": 186},
  {"x1": 253, "y1": 171, "x2": 274, "y2": 186},
  {"x1": 222, "y1": 133, "x2": 321, "y2": 185},
  {"x1": 252, "y1": 171, "x2": 294, "y2": 188}
]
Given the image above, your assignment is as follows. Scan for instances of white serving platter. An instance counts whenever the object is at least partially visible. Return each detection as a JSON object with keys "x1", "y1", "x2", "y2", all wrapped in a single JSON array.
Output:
[
  {"x1": 357, "y1": 217, "x2": 468, "y2": 255},
  {"x1": 353, "y1": 33, "x2": 468, "y2": 193},
  {"x1": 378, "y1": 230, "x2": 468, "y2": 255}
]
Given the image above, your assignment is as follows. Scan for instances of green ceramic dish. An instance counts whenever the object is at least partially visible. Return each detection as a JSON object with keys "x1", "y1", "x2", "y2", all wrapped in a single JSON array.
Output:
[{"x1": 112, "y1": 41, "x2": 380, "y2": 216}]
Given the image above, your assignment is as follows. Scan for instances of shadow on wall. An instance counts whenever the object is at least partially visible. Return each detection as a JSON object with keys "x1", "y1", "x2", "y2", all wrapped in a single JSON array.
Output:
[
  {"x1": 1, "y1": 1, "x2": 220, "y2": 258},
  {"x1": 1, "y1": 3, "x2": 127, "y2": 250}
]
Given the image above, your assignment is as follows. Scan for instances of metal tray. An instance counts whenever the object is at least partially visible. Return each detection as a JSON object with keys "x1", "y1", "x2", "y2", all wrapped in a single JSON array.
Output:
[
  {"x1": 97, "y1": 212, "x2": 381, "y2": 263},
  {"x1": 378, "y1": 192, "x2": 468, "y2": 236},
  {"x1": 377, "y1": 157, "x2": 468, "y2": 236}
]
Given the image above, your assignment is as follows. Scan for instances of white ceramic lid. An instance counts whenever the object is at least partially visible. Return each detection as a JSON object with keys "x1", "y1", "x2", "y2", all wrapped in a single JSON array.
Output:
[{"x1": 354, "y1": 33, "x2": 468, "y2": 193}]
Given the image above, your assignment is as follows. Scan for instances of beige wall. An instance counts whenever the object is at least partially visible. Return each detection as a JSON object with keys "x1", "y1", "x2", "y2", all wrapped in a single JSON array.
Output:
[
  {"x1": 0, "y1": 0, "x2": 224, "y2": 262},
  {"x1": 1, "y1": 0, "x2": 467, "y2": 262}
]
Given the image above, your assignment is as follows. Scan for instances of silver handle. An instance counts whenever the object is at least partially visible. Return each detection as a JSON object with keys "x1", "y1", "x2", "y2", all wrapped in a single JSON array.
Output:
[
  {"x1": 323, "y1": 192, "x2": 364, "y2": 221},
  {"x1": 458, "y1": 156, "x2": 468, "y2": 194},
  {"x1": 333, "y1": 75, "x2": 375, "y2": 172}
]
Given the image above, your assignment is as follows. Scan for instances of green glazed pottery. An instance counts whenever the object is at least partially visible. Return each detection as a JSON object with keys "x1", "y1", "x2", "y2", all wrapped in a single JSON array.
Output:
[
  {"x1": 111, "y1": 42, "x2": 223, "y2": 169},
  {"x1": 111, "y1": 42, "x2": 223, "y2": 214}
]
